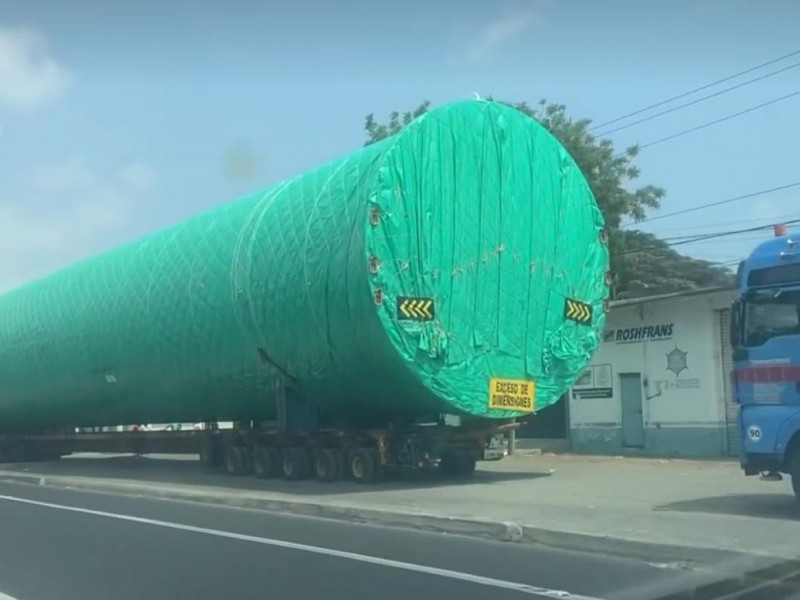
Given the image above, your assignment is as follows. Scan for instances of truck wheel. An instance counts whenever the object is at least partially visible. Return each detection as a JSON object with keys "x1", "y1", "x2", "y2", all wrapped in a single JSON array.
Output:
[
  {"x1": 252, "y1": 447, "x2": 278, "y2": 479},
  {"x1": 455, "y1": 453, "x2": 477, "y2": 477},
  {"x1": 334, "y1": 448, "x2": 346, "y2": 476},
  {"x1": 314, "y1": 449, "x2": 343, "y2": 482},
  {"x1": 441, "y1": 451, "x2": 477, "y2": 479},
  {"x1": 199, "y1": 437, "x2": 223, "y2": 468},
  {"x1": 791, "y1": 449, "x2": 800, "y2": 504},
  {"x1": 282, "y1": 448, "x2": 311, "y2": 481},
  {"x1": 224, "y1": 446, "x2": 251, "y2": 476},
  {"x1": 348, "y1": 448, "x2": 380, "y2": 484}
]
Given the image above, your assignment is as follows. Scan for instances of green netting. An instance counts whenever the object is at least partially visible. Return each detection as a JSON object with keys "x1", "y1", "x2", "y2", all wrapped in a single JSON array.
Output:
[{"x1": 0, "y1": 100, "x2": 608, "y2": 431}]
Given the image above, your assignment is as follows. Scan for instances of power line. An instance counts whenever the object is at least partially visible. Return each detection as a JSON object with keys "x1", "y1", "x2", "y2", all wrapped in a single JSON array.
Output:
[
  {"x1": 662, "y1": 230, "x2": 778, "y2": 243},
  {"x1": 639, "y1": 90, "x2": 800, "y2": 149},
  {"x1": 618, "y1": 218, "x2": 800, "y2": 257},
  {"x1": 626, "y1": 182, "x2": 800, "y2": 226},
  {"x1": 668, "y1": 219, "x2": 800, "y2": 247},
  {"x1": 595, "y1": 61, "x2": 800, "y2": 137},
  {"x1": 718, "y1": 259, "x2": 744, "y2": 267},
  {"x1": 670, "y1": 233, "x2": 779, "y2": 247},
  {"x1": 648, "y1": 212, "x2": 800, "y2": 235},
  {"x1": 591, "y1": 49, "x2": 800, "y2": 131}
]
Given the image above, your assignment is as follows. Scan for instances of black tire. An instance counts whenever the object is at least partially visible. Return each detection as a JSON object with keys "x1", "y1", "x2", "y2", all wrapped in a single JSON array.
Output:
[
  {"x1": 282, "y1": 448, "x2": 311, "y2": 481},
  {"x1": 441, "y1": 450, "x2": 477, "y2": 479},
  {"x1": 455, "y1": 452, "x2": 477, "y2": 478},
  {"x1": 314, "y1": 449, "x2": 343, "y2": 482},
  {"x1": 333, "y1": 448, "x2": 346, "y2": 478},
  {"x1": 348, "y1": 448, "x2": 380, "y2": 484},
  {"x1": 791, "y1": 448, "x2": 800, "y2": 504},
  {"x1": 252, "y1": 447, "x2": 277, "y2": 479},
  {"x1": 199, "y1": 437, "x2": 223, "y2": 468},
  {"x1": 224, "y1": 446, "x2": 251, "y2": 476},
  {"x1": 440, "y1": 452, "x2": 458, "y2": 478}
]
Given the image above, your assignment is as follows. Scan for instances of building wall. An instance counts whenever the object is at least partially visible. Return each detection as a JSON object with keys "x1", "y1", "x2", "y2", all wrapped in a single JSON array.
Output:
[{"x1": 569, "y1": 290, "x2": 736, "y2": 457}]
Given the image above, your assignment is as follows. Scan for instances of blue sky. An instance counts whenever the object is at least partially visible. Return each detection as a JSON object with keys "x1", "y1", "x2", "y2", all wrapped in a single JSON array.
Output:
[{"x1": 0, "y1": 0, "x2": 798, "y2": 291}]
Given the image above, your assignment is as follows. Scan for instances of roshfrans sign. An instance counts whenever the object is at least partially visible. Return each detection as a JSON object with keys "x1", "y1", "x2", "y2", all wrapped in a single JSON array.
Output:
[{"x1": 605, "y1": 323, "x2": 674, "y2": 344}]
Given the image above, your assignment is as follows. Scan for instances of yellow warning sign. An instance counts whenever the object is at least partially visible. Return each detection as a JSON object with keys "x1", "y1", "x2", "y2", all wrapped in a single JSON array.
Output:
[
  {"x1": 564, "y1": 298, "x2": 593, "y2": 325},
  {"x1": 397, "y1": 296, "x2": 435, "y2": 321},
  {"x1": 488, "y1": 378, "x2": 535, "y2": 413}
]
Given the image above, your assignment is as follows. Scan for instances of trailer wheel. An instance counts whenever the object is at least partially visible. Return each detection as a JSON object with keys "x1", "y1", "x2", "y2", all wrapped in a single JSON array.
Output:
[
  {"x1": 441, "y1": 450, "x2": 477, "y2": 479},
  {"x1": 334, "y1": 448, "x2": 346, "y2": 476},
  {"x1": 791, "y1": 447, "x2": 800, "y2": 504},
  {"x1": 455, "y1": 452, "x2": 477, "y2": 477},
  {"x1": 348, "y1": 448, "x2": 379, "y2": 484},
  {"x1": 282, "y1": 448, "x2": 311, "y2": 481},
  {"x1": 199, "y1": 437, "x2": 223, "y2": 468},
  {"x1": 314, "y1": 449, "x2": 343, "y2": 482},
  {"x1": 252, "y1": 447, "x2": 278, "y2": 479},
  {"x1": 224, "y1": 446, "x2": 251, "y2": 476}
]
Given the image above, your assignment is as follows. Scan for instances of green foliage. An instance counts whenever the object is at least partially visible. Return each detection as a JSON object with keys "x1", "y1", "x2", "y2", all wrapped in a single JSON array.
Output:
[
  {"x1": 611, "y1": 230, "x2": 734, "y2": 299},
  {"x1": 364, "y1": 101, "x2": 431, "y2": 144},
  {"x1": 363, "y1": 99, "x2": 734, "y2": 297}
]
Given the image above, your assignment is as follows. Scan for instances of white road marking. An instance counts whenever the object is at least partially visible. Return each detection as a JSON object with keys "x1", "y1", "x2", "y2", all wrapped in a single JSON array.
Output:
[{"x1": 0, "y1": 494, "x2": 601, "y2": 599}]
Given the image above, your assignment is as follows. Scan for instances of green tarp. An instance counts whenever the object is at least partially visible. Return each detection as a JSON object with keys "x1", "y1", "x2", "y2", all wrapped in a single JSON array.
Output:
[{"x1": 0, "y1": 99, "x2": 608, "y2": 431}]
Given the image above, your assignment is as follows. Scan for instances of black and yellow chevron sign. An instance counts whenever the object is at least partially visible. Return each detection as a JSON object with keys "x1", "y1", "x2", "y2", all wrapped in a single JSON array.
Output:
[
  {"x1": 564, "y1": 298, "x2": 593, "y2": 325},
  {"x1": 397, "y1": 296, "x2": 435, "y2": 322}
]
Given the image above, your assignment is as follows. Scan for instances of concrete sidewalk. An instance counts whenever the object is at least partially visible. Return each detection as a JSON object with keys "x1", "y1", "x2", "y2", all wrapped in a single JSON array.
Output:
[{"x1": 1, "y1": 452, "x2": 797, "y2": 566}]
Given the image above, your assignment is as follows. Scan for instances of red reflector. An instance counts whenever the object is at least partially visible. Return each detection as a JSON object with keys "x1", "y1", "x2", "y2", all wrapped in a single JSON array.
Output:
[{"x1": 373, "y1": 288, "x2": 384, "y2": 305}]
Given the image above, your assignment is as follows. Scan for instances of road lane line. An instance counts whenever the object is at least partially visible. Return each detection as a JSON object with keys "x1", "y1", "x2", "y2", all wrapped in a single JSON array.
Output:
[{"x1": 0, "y1": 493, "x2": 600, "y2": 599}]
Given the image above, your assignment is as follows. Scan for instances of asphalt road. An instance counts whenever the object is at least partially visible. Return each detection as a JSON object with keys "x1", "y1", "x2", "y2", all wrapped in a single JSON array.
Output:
[{"x1": 0, "y1": 482, "x2": 774, "y2": 600}]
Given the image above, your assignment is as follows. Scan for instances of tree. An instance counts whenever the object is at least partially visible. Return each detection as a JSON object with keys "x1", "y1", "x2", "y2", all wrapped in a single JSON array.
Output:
[
  {"x1": 611, "y1": 230, "x2": 734, "y2": 299},
  {"x1": 363, "y1": 99, "x2": 734, "y2": 297}
]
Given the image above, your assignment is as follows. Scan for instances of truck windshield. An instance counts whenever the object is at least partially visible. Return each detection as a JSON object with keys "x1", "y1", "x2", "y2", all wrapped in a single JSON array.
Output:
[{"x1": 744, "y1": 289, "x2": 800, "y2": 347}]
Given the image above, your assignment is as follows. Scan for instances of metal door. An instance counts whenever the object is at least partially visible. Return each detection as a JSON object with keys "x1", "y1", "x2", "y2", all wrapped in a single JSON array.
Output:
[{"x1": 620, "y1": 373, "x2": 645, "y2": 448}]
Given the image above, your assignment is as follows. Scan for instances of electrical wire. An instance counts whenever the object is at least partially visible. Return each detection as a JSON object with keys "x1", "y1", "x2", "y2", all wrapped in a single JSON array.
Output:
[
  {"x1": 638, "y1": 90, "x2": 800, "y2": 149},
  {"x1": 580, "y1": 53, "x2": 800, "y2": 264},
  {"x1": 626, "y1": 182, "x2": 800, "y2": 226},
  {"x1": 717, "y1": 259, "x2": 744, "y2": 267},
  {"x1": 594, "y1": 61, "x2": 800, "y2": 137},
  {"x1": 617, "y1": 218, "x2": 800, "y2": 257},
  {"x1": 646, "y1": 212, "x2": 800, "y2": 235},
  {"x1": 667, "y1": 233, "x2": 779, "y2": 247},
  {"x1": 668, "y1": 219, "x2": 800, "y2": 247},
  {"x1": 591, "y1": 49, "x2": 800, "y2": 131},
  {"x1": 662, "y1": 230, "x2": 780, "y2": 243}
]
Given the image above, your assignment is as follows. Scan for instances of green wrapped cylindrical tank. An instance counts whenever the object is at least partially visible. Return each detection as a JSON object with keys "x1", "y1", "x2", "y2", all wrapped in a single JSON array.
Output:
[{"x1": 0, "y1": 100, "x2": 609, "y2": 432}]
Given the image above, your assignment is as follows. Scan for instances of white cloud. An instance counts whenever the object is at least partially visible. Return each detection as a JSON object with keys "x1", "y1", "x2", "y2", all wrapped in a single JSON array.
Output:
[
  {"x1": 0, "y1": 27, "x2": 72, "y2": 109},
  {"x1": 0, "y1": 158, "x2": 156, "y2": 292},
  {"x1": 467, "y1": 1, "x2": 548, "y2": 61}
]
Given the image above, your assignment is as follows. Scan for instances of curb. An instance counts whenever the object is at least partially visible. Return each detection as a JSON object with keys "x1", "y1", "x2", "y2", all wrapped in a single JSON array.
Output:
[{"x1": 0, "y1": 472, "x2": 754, "y2": 567}]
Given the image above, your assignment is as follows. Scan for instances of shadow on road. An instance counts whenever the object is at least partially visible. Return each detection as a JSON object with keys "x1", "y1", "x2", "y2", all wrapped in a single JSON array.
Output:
[
  {"x1": 1, "y1": 454, "x2": 551, "y2": 496},
  {"x1": 612, "y1": 555, "x2": 800, "y2": 600},
  {"x1": 655, "y1": 493, "x2": 800, "y2": 520}
]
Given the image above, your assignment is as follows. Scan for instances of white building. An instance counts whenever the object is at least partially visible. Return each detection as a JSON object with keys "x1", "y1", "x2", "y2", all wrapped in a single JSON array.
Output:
[{"x1": 568, "y1": 286, "x2": 738, "y2": 458}]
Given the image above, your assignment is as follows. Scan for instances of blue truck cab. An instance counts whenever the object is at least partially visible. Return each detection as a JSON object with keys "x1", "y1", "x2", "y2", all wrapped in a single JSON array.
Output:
[{"x1": 730, "y1": 225, "x2": 800, "y2": 501}]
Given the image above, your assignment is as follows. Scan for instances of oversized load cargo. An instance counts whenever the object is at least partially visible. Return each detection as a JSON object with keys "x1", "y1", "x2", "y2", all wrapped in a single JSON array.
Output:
[{"x1": 0, "y1": 100, "x2": 609, "y2": 433}]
